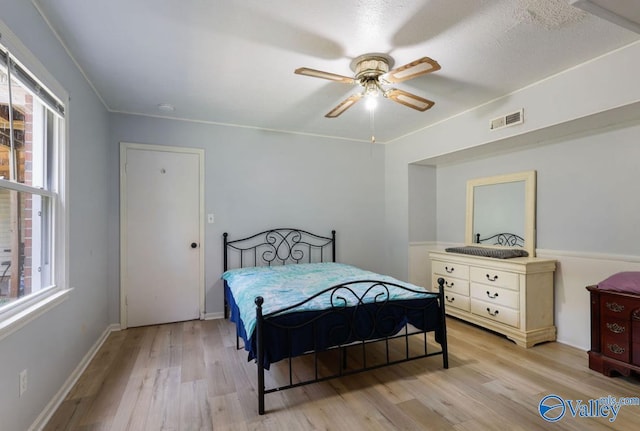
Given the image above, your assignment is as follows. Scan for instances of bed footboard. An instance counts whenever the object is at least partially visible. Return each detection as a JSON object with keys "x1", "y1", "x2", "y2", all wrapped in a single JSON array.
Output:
[{"x1": 254, "y1": 277, "x2": 448, "y2": 415}]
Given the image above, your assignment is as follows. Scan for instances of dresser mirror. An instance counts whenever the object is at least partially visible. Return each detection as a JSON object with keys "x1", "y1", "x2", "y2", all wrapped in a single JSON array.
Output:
[{"x1": 465, "y1": 170, "x2": 536, "y2": 257}]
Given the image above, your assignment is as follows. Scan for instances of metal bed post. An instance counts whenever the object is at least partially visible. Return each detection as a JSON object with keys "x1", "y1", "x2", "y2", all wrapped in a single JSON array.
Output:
[
  {"x1": 255, "y1": 296, "x2": 266, "y2": 415},
  {"x1": 437, "y1": 277, "x2": 449, "y2": 369},
  {"x1": 223, "y1": 232, "x2": 229, "y2": 319},
  {"x1": 331, "y1": 230, "x2": 336, "y2": 262}
]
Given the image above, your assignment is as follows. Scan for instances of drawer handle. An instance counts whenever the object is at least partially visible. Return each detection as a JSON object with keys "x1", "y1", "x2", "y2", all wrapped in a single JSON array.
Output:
[
  {"x1": 486, "y1": 274, "x2": 499, "y2": 282},
  {"x1": 486, "y1": 307, "x2": 499, "y2": 317},
  {"x1": 606, "y1": 322, "x2": 625, "y2": 334},
  {"x1": 445, "y1": 295, "x2": 455, "y2": 303},
  {"x1": 445, "y1": 281, "x2": 455, "y2": 288},
  {"x1": 607, "y1": 344, "x2": 625, "y2": 355},
  {"x1": 605, "y1": 302, "x2": 625, "y2": 313},
  {"x1": 486, "y1": 291, "x2": 499, "y2": 299},
  {"x1": 445, "y1": 266, "x2": 455, "y2": 273}
]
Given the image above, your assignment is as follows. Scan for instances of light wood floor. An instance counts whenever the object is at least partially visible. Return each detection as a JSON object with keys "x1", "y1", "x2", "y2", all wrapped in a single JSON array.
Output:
[{"x1": 44, "y1": 317, "x2": 640, "y2": 430}]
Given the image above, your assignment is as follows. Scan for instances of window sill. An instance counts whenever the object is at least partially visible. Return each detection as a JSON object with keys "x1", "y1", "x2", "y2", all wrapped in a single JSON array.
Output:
[{"x1": 0, "y1": 288, "x2": 72, "y2": 342}]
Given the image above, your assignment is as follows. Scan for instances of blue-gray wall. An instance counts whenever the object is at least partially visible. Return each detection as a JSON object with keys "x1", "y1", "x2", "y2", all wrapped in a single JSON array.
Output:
[
  {"x1": 433, "y1": 121, "x2": 640, "y2": 254},
  {"x1": 0, "y1": 2, "x2": 111, "y2": 430},
  {"x1": 108, "y1": 114, "x2": 387, "y2": 320},
  {"x1": 408, "y1": 164, "x2": 437, "y2": 242}
]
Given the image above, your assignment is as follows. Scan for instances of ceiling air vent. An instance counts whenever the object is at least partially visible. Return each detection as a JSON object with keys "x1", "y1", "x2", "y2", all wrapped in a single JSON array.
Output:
[{"x1": 490, "y1": 109, "x2": 524, "y2": 131}]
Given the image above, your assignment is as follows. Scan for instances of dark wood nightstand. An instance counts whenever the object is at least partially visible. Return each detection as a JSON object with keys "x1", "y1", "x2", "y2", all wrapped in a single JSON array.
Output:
[{"x1": 587, "y1": 285, "x2": 640, "y2": 377}]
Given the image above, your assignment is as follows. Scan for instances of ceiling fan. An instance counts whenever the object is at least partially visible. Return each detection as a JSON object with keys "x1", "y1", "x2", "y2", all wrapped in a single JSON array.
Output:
[{"x1": 295, "y1": 53, "x2": 440, "y2": 118}]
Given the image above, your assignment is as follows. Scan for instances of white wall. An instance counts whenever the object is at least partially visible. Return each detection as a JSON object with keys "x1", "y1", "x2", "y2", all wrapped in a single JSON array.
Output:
[
  {"x1": 0, "y1": 3, "x2": 111, "y2": 431},
  {"x1": 108, "y1": 114, "x2": 387, "y2": 319},
  {"x1": 394, "y1": 42, "x2": 640, "y2": 350}
]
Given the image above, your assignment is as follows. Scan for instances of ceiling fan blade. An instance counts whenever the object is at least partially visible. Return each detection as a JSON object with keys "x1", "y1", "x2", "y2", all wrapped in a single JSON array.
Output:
[
  {"x1": 295, "y1": 67, "x2": 355, "y2": 84},
  {"x1": 385, "y1": 89, "x2": 435, "y2": 112},
  {"x1": 382, "y1": 57, "x2": 441, "y2": 83},
  {"x1": 325, "y1": 94, "x2": 363, "y2": 118}
]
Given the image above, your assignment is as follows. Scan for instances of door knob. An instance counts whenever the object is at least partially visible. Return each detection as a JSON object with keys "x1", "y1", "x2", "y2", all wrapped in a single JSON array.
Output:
[{"x1": 191, "y1": 242, "x2": 198, "y2": 248}]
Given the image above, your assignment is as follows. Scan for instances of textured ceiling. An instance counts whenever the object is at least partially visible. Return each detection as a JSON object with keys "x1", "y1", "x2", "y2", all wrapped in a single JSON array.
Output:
[{"x1": 33, "y1": 0, "x2": 639, "y2": 143}]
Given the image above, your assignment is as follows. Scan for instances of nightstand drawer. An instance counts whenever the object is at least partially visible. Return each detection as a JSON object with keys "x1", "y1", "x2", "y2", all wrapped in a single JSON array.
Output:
[
  {"x1": 602, "y1": 316, "x2": 630, "y2": 362},
  {"x1": 603, "y1": 318, "x2": 628, "y2": 338},
  {"x1": 471, "y1": 299, "x2": 519, "y2": 328},
  {"x1": 602, "y1": 338, "x2": 630, "y2": 362},
  {"x1": 600, "y1": 295, "x2": 639, "y2": 319},
  {"x1": 433, "y1": 275, "x2": 469, "y2": 296},
  {"x1": 471, "y1": 283, "x2": 519, "y2": 308},
  {"x1": 470, "y1": 267, "x2": 519, "y2": 290},
  {"x1": 432, "y1": 261, "x2": 469, "y2": 280},
  {"x1": 443, "y1": 292, "x2": 470, "y2": 312}
]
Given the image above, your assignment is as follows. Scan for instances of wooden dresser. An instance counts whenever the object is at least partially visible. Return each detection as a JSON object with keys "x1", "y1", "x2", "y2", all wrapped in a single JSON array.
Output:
[
  {"x1": 586, "y1": 285, "x2": 640, "y2": 377},
  {"x1": 430, "y1": 250, "x2": 556, "y2": 347}
]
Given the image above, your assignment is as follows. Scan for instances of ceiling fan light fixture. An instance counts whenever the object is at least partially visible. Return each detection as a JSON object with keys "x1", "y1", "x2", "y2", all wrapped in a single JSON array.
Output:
[
  {"x1": 365, "y1": 95, "x2": 378, "y2": 111},
  {"x1": 363, "y1": 80, "x2": 379, "y2": 96},
  {"x1": 363, "y1": 80, "x2": 381, "y2": 111}
]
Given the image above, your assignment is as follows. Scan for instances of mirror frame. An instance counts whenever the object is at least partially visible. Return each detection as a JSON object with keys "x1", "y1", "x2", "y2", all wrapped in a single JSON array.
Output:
[{"x1": 465, "y1": 170, "x2": 536, "y2": 257}]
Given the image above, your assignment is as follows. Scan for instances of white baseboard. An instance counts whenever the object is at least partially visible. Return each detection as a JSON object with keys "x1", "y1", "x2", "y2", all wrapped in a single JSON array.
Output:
[
  {"x1": 203, "y1": 312, "x2": 224, "y2": 320},
  {"x1": 29, "y1": 323, "x2": 120, "y2": 431}
]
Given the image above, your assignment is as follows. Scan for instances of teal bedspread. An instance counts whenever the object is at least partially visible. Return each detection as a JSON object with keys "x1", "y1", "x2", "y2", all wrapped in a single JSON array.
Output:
[{"x1": 222, "y1": 262, "x2": 432, "y2": 340}]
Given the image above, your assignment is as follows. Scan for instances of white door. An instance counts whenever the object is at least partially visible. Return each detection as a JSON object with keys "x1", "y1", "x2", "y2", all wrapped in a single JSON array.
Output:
[{"x1": 120, "y1": 143, "x2": 203, "y2": 328}]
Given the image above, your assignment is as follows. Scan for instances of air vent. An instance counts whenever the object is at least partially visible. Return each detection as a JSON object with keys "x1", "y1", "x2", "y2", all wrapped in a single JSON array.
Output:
[{"x1": 490, "y1": 109, "x2": 524, "y2": 131}]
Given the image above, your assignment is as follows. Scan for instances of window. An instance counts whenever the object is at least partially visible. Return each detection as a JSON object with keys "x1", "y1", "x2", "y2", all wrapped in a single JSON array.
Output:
[{"x1": 0, "y1": 30, "x2": 68, "y2": 336}]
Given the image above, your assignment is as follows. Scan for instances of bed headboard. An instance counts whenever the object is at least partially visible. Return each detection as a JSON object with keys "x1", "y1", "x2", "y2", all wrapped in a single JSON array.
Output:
[
  {"x1": 223, "y1": 228, "x2": 336, "y2": 271},
  {"x1": 475, "y1": 232, "x2": 525, "y2": 248}
]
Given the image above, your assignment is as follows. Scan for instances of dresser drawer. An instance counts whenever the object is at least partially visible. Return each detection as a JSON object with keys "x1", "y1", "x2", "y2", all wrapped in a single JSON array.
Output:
[
  {"x1": 432, "y1": 261, "x2": 469, "y2": 280},
  {"x1": 470, "y1": 283, "x2": 519, "y2": 309},
  {"x1": 433, "y1": 275, "x2": 469, "y2": 296},
  {"x1": 470, "y1": 267, "x2": 519, "y2": 290},
  {"x1": 443, "y1": 292, "x2": 470, "y2": 312},
  {"x1": 471, "y1": 299, "x2": 519, "y2": 328}
]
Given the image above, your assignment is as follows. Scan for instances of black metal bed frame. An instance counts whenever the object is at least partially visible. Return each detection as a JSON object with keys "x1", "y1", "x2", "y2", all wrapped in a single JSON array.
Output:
[{"x1": 223, "y1": 228, "x2": 448, "y2": 415}]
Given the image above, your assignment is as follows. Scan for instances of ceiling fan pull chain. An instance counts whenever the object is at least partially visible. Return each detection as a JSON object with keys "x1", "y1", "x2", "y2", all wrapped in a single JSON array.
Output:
[{"x1": 370, "y1": 108, "x2": 375, "y2": 144}]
